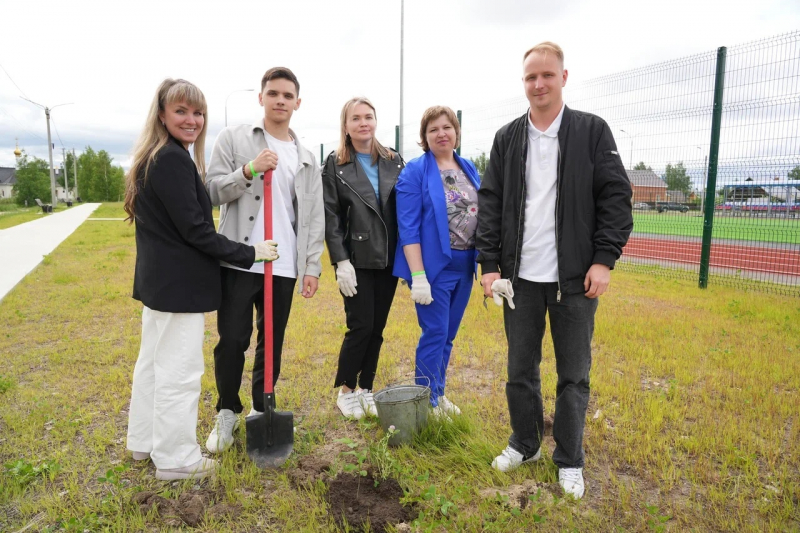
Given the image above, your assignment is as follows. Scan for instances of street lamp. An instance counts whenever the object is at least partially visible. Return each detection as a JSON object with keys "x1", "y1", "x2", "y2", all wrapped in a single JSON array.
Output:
[
  {"x1": 21, "y1": 97, "x2": 73, "y2": 209},
  {"x1": 399, "y1": 0, "x2": 405, "y2": 159},
  {"x1": 225, "y1": 89, "x2": 254, "y2": 127},
  {"x1": 620, "y1": 129, "x2": 637, "y2": 170}
]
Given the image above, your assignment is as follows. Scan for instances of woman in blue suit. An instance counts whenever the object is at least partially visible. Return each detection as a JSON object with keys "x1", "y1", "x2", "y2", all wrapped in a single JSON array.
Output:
[{"x1": 394, "y1": 106, "x2": 480, "y2": 419}]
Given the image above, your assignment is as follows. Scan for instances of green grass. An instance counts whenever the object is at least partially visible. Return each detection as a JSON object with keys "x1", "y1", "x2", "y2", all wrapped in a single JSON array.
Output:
[
  {"x1": 0, "y1": 204, "x2": 78, "y2": 230},
  {"x1": 1, "y1": 202, "x2": 798, "y2": 531},
  {"x1": 634, "y1": 212, "x2": 800, "y2": 244}
]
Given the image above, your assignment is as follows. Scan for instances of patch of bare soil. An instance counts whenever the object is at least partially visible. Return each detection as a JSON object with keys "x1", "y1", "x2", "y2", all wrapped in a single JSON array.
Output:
[
  {"x1": 326, "y1": 473, "x2": 415, "y2": 533},
  {"x1": 479, "y1": 479, "x2": 561, "y2": 509},
  {"x1": 448, "y1": 365, "x2": 499, "y2": 397},
  {"x1": 133, "y1": 487, "x2": 237, "y2": 528},
  {"x1": 288, "y1": 454, "x2": 333, "y2": 487}
]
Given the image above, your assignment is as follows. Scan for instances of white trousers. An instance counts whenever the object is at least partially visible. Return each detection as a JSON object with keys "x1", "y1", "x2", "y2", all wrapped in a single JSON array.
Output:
[{"x1": 126, "y1": 306, "x2": 204, "y2": 469}]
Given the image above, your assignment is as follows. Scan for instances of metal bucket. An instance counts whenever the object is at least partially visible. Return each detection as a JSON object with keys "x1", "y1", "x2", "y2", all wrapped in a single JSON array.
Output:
[{"x1": 374, "y1": 378, "x2": 430, "y2": 446}]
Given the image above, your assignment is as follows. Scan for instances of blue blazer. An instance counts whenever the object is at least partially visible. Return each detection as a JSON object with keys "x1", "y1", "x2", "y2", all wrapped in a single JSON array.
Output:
[{"x1": 393, "y1": 150, "x2": 481, "y2": 283}]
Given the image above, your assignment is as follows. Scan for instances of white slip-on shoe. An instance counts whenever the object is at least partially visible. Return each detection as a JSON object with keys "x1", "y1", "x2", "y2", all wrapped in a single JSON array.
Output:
[
  {"x1": 357, "y1": 389, "x2": 378, "y2": 417},
  {"x1": 431, "y1": 405, "x2": 452, "y2": 422},
  {"x1": 337, "y1": 389, "x2": 366, "y2": 419},
  {"x1": 438, "y1": 395, "x2": 461, "y2": 416},
  {"x1": 205, "y1": 409, "x2": 239, "y2": 454},
  {"x1": 131, "y1": 451, "x2": 150, "y2": 461},
  {"x1": 491, "y1": 445, "x2": 542, "y2": 472},
  {"x1": 559, "y1": 468, "x2": 585, "y2": 498},
  {"x1": 155, "y1": 458, "x2": 218, "y2": 481}
]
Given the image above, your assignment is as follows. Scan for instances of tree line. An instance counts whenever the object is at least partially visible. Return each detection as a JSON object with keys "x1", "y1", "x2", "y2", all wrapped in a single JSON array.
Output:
[{"x1": 13, "y1": 147, "x2": 125, "y2": 206}]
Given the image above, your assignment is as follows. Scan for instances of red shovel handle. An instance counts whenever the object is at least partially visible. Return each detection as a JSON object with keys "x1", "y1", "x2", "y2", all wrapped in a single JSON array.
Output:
[{"x1": 263, "y1": 169, "x2": 274, "y2": 395}]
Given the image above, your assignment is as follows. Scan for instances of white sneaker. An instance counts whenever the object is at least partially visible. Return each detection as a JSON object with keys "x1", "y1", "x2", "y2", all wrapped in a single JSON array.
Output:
[
  {"x1": 155, "y1": 458, "x2": 218, "y2": 481},
  {"x1": 491, "y1": 445, "x2": 541, "y2": 472},
  {"x1": 247, "y1": 407, "x2": 263, "y2": 417},
  {"x1": 205, "y1": 409, "x2": 239, "y2": 453},
  {"x1": 439, "y1": 395, "x2": 461, "y2": 416},
  {"x1": 559, "y1": 468, "x2": 585, "y2": 499},
  {"x1": 131, "y1": 451, "x2": 150, "y2": 461},
  {"x1": 337, "y1": 389, "x2": 366, "y2": 419},
  {"x1": 357, "y1": 389, "x2": 378, "y2": 417},
  {"x1": 431, "y1": 405, "x2": 452, "y2": 422}
]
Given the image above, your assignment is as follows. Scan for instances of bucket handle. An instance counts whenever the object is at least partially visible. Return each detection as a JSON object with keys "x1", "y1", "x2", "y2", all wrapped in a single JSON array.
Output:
[{"x1": 384, "y1": 376, "x2": 430, "y2": 401}]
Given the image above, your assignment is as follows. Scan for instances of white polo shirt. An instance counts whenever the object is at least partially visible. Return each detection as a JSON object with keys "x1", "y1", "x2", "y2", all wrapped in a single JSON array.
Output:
[{"x1": 518, "y1": 103, "x2": 565, "y2": 283}]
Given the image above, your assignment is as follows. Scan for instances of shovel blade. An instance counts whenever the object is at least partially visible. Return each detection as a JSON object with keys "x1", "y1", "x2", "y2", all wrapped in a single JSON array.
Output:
[{"x1": 245, "y1": 407, "x2": 294, "y2": 468}]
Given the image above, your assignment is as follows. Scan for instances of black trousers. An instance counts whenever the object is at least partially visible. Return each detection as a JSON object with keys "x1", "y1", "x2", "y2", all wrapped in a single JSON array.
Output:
[
  {"x1": 213, "y1": 267, "x2": 296, "y2": 413},
  {"x1": 333, "y1": 266, "x2": 398, "y2": 390},
  {"x1": 504, "y1": 280, "x2": 598, "y2": 469}
]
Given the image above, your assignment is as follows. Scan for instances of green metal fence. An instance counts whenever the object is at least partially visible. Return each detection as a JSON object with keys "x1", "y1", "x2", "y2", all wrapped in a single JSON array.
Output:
[{"x1": 319, "y1": 31, "x2": 800, "y2": 296}]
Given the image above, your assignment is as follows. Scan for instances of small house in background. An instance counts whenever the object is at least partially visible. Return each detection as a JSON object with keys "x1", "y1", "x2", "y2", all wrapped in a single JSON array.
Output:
[
  {"x1": 665, "y1": 190, "x2": 696, "y2": 203},
  {"x1": 626, "y1": 169, "x2": 667, "y2": 203},
  {"x1": 0, "y1": 167, "x2": 16, "y2": 198}
]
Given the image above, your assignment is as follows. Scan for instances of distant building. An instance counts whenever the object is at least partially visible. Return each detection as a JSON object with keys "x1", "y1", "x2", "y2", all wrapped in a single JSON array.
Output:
[
  {"x1": 0, "y1": 167, "x2": 75, "y2": 201},
  {"x1": 0, "y1": 167, "x2": 16, "y2": 198},
  {"x1": 626, "y1": 169, "x2": 667, "y2": 203},
  {"x1": 664, "y1": 190, "x2": 696, "y2": 203}
]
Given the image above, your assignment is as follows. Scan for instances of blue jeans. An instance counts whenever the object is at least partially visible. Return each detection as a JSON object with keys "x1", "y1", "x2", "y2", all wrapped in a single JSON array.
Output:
[
  {"x1": 504, "y1": 280, "x2": 598, "y2": 468},
  {"x1": 414, "y1": 249, "x2": 474, "y2": 406}
]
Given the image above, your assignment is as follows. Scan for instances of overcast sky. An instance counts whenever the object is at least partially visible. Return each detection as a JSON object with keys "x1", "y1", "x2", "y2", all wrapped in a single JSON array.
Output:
[{"x1": 1, "y1": 0, "x2": 799, "y2": 171}]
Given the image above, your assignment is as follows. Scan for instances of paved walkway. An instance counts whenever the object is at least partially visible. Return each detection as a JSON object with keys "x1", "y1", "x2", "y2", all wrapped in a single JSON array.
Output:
[{"x1": 0, "y1": 203, "x2": 101, "y2": 302}]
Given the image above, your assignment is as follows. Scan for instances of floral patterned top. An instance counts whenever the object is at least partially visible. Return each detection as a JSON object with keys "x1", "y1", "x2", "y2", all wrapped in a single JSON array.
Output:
[{"x1": 441, "y1": 168, "x2": 478, "y2": 250}]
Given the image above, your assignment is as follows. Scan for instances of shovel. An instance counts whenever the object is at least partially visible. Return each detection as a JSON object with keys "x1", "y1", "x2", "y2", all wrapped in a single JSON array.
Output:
[{"x1": 246, "y1": 168, "x2": 294, "y2": 468}]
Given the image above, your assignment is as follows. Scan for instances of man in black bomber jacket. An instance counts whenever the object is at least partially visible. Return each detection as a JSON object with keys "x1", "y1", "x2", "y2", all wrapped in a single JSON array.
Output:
[{"x1": 476, "y1": 42, "x2": 633, "y2": 499}]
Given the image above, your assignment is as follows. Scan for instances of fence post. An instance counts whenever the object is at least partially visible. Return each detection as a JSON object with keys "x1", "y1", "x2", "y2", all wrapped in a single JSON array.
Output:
[
  {"x1": 456, "y1": 110, "x2": 462, "y2": 156},
  {"x1": 395, "y1": 125, "x2": 399, "y2": 152},
  {"x1": 320, "y1": 144, "x2": 323, "y2": 166},
  {"x1": 699, "y1": 46, "x2": 727, "y2": 289}
]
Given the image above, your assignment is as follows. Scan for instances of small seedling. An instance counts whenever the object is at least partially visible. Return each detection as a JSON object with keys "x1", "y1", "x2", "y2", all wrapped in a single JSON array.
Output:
[
  {"x1": 4, "y1": 459, "x2": 61, "y2": 486},
  {"x1": 335, "y1": 438, "x2": 368, "y2": 477},
  {"x1": 645, "y1": 503, "x2": 670, "y2": 532}
]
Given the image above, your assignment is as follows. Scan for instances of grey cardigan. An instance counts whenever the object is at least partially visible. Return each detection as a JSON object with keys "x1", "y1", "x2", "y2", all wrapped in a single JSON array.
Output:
[{"x1": 205, "y1": 119, "x2": 324, "y2": 287}]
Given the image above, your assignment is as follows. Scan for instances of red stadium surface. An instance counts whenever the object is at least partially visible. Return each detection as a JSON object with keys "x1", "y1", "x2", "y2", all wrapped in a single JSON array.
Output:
[{"x1": 622, "y1": 236, "x2": 800, "y2": 277}]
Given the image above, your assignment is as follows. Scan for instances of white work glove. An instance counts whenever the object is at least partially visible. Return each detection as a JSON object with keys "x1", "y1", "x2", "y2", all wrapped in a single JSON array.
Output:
[
  {"x1": 491, "y1": 279, "x2": 515, "y2": 310},
  {"x1": 410, "y1": 274, "x2": 433, "y2": 305},
  {"x1": 336, "y1": 259, "x2": 358, "y2": 297},
  {"x1": 254, "y1": 240, "x2": 279, "y2": 263}
]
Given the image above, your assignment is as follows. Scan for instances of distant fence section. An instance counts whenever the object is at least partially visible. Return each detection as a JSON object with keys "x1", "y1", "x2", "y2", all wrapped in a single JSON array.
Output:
[{"x1": 319, "y1": 31, "x2": 800, "y2": 296}]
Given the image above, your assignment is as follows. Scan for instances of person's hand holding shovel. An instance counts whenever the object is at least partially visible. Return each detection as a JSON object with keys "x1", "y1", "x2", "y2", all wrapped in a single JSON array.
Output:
[{"x1": 254, "y1": 240, "x2": 279, "y2": 263}]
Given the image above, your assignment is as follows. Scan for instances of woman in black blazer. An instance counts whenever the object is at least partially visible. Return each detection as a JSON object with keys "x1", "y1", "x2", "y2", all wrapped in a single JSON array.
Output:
[
  {"x1": 323, "y1": 97, "x2": 404, "y2": 419},
  {"x1": 123, "y1": 78, "x2": 276, "y2": 481}
]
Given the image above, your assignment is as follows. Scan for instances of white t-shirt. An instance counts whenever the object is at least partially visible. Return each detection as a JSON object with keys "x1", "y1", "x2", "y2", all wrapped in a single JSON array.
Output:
[
  {"x1": 231, "y1": 131, "x2": 298, "y2": 279},
  {"x1": 517, "y1": 103, "x2": 565, "y2": 283}
]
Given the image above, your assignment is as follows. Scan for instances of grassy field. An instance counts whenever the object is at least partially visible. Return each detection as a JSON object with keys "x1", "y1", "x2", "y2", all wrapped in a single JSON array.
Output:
[
  {"x1": 633, "y1": 212, "x2": 800, "y2": 244},
  {"x1": 1, "y1": 202, "x2": 798, "y2": 531},
  {"x1": 0, "y1": 205, "x2": 77, "y2": 230}
]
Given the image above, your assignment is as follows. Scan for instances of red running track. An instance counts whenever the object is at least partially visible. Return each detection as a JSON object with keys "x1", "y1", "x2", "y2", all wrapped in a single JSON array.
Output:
[{"x1": 622, "y1": 236, "x2": 800, "y2": 276}]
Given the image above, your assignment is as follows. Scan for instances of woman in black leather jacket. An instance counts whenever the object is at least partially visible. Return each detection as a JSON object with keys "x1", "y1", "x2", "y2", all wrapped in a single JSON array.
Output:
[{"x1": 322, "y1": 97, "x2": 404, "y2": 419}]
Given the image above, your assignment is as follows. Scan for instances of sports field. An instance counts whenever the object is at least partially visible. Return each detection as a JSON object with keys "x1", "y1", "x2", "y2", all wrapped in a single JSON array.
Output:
[
  {"x1": 1, "y1": 203, "x2": 798, "y2": 531},
  {"x1": 633, "y1": 212, "x2": 800, "y2": 245}
]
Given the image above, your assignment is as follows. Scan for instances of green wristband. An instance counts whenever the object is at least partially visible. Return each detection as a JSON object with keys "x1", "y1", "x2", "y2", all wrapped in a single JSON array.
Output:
[
  {"x1": 411, "y1": 271, "x2": 426, "y2": 277},
  {"x1": 248, "y1": 161, "x2": 258, "y2": 178}
]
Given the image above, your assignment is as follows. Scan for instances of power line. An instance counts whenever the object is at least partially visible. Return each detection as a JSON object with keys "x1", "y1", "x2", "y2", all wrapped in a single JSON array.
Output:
[
  {"x1": 0, "y1": 62, "x2": 29, "y2": 98},
  {"x1": 0, "y1": 104, "x2": 46, "y2": 141},
  {"x1": 50, "y1": 115, "x2": 66, "y2": 148}
]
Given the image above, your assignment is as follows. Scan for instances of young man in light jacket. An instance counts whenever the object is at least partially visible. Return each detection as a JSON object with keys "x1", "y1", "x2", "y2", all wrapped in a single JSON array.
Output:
[{"x1": 204, "y1": 67, "x2": 324, "y2": 453}]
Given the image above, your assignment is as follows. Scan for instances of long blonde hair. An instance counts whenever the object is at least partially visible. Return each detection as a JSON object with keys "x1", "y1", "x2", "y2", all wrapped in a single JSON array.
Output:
[
  {"x1": 335, "y1": 97, "x2": 395, "y2": 165},
  {"x1": 124, "y1": 78, "x2": 208, "y2": 223}
]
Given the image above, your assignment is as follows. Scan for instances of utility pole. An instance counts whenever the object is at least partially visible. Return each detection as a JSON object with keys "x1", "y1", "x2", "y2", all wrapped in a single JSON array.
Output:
[
  {"x1": 225, "y1": 89, "x2": 254, "y2": 127},
  {"x1": 45, "y1": 108, "x2": 57, "y2": 207},
  {"x1": 399, "y1": 0, "x2": 404, "y2": 158},
  {"x1": 62, "y1": 147, "x2": 69, "y2": 202},
  {"x1": 20, "y1": 98, "x2": 73, "y2": 208},
  {"x1": 72, "y1": 148, "x2": 78, "y2": 201}
]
